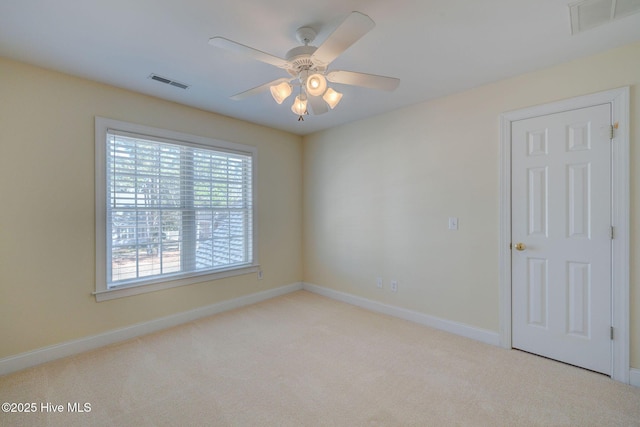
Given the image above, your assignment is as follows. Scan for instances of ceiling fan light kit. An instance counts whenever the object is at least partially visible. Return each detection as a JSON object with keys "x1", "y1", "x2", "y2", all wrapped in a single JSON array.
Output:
[
  {"x1": 209, "y1": 11, "x2": 400, "y2": 121},
  {"x1": 270, "y1": 81, "x2": 293, "y2": 104},
  {"x1": 305, "y1": 73, "x2": 327, "y2": 97},
  {"x1": 291, "y1": 94, "x2": 308, "y2": 115},
  {"x1": 323, "y1": 87, "x2": 343, "y2": 109}
]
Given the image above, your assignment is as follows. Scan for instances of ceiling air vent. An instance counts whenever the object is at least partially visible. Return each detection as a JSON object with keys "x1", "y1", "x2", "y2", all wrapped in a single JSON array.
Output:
[
  {"x1": 149, "y1": 74, "x2": 190, "y2": 89},
  {"x1": 569, "y1": 0, "x2": 640, "y2": 34}
]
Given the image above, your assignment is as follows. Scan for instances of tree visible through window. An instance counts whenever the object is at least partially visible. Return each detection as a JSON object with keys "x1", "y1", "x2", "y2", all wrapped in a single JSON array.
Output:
[{"x1": 95, "y1": 118, "x2": 256, "y2": 300}]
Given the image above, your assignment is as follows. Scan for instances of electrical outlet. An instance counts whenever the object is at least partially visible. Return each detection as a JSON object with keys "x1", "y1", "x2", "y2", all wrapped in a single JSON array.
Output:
[
  {"x1": 390, "y1": 280, "x2": 398, "y2": 293},
  {"x1": 376, "y1": 277, "x2": 383, "y2": 289}
]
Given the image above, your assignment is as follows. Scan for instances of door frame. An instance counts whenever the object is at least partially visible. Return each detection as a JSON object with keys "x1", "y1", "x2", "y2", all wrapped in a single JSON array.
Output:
[{"x1": 499, "y1": 87, "x2": 630, "y2": 383}]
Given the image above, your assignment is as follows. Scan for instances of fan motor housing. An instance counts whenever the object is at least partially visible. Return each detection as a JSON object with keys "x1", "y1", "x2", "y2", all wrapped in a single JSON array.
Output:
[{"x1": 285, "y1": 45, "x2": 326, "y2": 77}]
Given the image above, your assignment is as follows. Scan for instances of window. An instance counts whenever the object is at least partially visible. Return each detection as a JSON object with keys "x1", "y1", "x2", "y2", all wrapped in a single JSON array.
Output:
[{"x1": 95, "y1": 118, "x2": 257, "y2": 301}]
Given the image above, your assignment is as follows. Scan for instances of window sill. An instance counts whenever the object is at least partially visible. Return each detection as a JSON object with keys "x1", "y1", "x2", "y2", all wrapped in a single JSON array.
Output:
[{"x1": 93, "y1": 264, "x2": 260, "y2": 302}]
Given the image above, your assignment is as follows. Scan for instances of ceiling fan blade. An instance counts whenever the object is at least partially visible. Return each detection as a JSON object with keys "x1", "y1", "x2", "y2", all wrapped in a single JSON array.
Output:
[
  {"x1": 311, "y1": 11, "x2": 375, "y2": 66},
  {"x1": 326, "y1": 70, "x2": 400, "y2": 91},
  {"x1": 307, "y1": 95, "x2": 329, "y2": 115},
  {"x1": 209, "y1": 37, "x2": 290, "y2": 69},
  {"x1": 230, "y1": 77, "x2": 292, "y2": 101}
]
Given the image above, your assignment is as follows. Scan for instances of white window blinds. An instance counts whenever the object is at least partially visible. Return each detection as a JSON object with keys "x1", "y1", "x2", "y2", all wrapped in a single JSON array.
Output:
[{"x1": 104, "y1": 128, "x2": 254, "y2": 289}]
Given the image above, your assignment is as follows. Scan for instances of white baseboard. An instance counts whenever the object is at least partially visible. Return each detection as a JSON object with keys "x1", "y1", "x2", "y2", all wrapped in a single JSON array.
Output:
[
  {"x1": 630, "y1": 368, "x2": 640, "y2": 388},
  {"x1": 4, "y1": 280, "x2": 633, "y2": 387},
  {"x1": 0, "y1": 282, "x2": 303, "y2": 376},
  {"x1": 302, "y1": 282, "x2": 501, "y2": 347}
]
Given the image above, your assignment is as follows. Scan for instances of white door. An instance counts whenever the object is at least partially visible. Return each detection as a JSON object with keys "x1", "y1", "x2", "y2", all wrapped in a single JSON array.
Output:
[{"x1": 511, "y1": 103, "x2": 612, "y2": 375}]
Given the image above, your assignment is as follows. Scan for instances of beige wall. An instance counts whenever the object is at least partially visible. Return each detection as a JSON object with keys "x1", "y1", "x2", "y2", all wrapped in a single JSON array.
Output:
[
  {"x1": 302, "y1": 41, "x2": 640, "y2": 369},
  {"x1": 0, "y1": 58, "x2": 303, "y2": 359}
]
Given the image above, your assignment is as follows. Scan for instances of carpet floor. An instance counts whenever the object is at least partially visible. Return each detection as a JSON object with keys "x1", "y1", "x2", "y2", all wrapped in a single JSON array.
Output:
[{"x1": 1, "y1": 290, "x2": 639, "y2": 426}]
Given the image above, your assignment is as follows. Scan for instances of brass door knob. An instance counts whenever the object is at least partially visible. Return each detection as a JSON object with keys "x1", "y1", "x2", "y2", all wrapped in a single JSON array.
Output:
[{"x1": 514, "y1": 243, "x2": 526, "y2": 251}]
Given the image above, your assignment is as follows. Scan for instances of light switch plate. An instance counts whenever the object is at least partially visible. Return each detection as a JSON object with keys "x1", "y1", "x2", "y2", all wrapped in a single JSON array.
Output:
[{"x1": 448, "y1": 217, "x2": 458, "y2": 230}]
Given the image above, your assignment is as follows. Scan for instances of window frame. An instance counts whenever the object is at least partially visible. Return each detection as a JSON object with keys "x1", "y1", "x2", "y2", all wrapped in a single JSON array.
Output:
[{"x1": 94, "y1": 117, "x2": 258, "y2": 302}]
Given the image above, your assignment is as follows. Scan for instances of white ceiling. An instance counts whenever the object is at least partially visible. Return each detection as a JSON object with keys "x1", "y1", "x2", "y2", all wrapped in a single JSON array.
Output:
[{"x1": 1, "y1": 0, "x2": 639, "y2": 135}]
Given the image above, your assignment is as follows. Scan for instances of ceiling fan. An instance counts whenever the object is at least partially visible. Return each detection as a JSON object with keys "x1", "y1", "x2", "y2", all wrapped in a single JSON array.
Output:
[{"x1": 209, "y1": 11, "x2": 400, "y2": 119}]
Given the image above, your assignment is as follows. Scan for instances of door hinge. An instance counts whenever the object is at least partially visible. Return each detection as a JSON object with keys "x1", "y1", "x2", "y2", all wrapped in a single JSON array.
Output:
[
  {"x1": 611, "y1": 226, "x2": 615, "y2": 240},
  {"x1": 610, "y1": 122, "x2": 619, "y2": 140},
  {"x1": 610, "y1": 326, "x2": 614, "y2": 340}
]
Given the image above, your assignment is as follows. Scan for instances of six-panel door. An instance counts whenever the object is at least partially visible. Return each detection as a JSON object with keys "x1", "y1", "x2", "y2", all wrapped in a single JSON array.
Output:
[{"x1": 511, "y1": 103, "x2": 612, "y2": 375}]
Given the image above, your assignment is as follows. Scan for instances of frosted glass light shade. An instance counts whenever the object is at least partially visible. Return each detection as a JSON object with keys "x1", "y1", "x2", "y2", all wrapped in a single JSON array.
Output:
[
  {"x1": 322, "y1": 88, "x2": 343, "y2": 109},
  {"x1": 305, "y1": 73, "x2": 327, "y2": 96},
  {"x1": 291, "y1": 95, "x2": 307, "y2": 115},
  {"x1": 270, "y1": 82, "x2": 292, "y2": 104}
]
